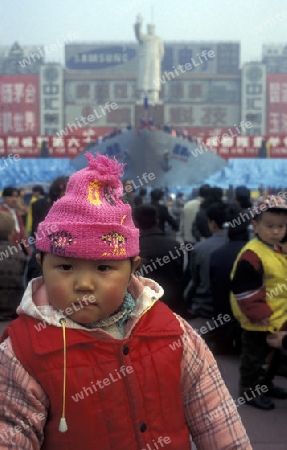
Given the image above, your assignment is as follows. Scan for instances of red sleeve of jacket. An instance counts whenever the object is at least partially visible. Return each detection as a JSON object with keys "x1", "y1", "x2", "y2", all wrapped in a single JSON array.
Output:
[{"x1": 231, "y1": 250, "x2": 273, "y2": 323}]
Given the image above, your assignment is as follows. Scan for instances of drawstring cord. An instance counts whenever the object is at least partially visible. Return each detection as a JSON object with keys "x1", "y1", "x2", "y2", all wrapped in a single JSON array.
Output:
[{"x1": 58, "y1": 318, "x2": 68, "y2": 433}]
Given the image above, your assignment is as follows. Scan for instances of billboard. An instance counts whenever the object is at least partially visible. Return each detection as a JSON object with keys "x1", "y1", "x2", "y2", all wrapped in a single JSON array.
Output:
[
  {"x1": 267, "y1": 74, "x2": 287, "y2": 134},
  {"x1": 40, "y1": 64, "x2": 63, "y2": 135},
  {"x1": 0, "y1": 74, "x2": 39, "y2": 135},
  {"x1": 241, "y1": 63, "x2": 266, "y2": 135},
  {"x1": 164, "y1": 79, "x2": 240, "y2": 103},
  {"x1": 165, "y1": 104, "x2": 240, "y2": 127},
  {"x1": 64, "y1": 80, "x2": 137, "y2": 103},
  {"x1": 64, "y1": 104, "x2": 134, "y2": 129},
  {"x1": 65, "y1": 42, "x2": 240, "y2": 75}
]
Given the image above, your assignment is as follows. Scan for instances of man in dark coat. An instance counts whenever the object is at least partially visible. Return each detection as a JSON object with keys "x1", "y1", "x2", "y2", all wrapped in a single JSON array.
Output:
[
  {"x1": 150, "y1": 188, "x2": 178, "y2": 234},
  {"x1": 133, "y1": 204, "x2": 187, "y2": 314}
]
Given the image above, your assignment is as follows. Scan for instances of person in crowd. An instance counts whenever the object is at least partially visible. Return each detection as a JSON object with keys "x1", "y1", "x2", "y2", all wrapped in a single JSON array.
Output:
[
  {"x1": 230, "y1": 195, "x2": 287, "y2": 410},
  {"x1": 150, "y1": 188, "x2": 178, "y2": 234},
  {"x1": 0, "y1": 153, "x2": 251, "y2": 449},
  {"x1": 234, "y1": 186, "x2": 252, "y2": 210},
  {"x1": 180, "y1": 184, "x2": 210, "y2": 272},
  {"x1": 122, "y1": 179, "x2": 136, "y2": 207},
  {"x1": 0, "y1": 186, "x2": 31, "y2": 257},
  {"x1": 0, "y1": 211, "x2": 26, "y2": 321},
  {"x1": 133, "y1": 187, "x2": 147, "y2": 207},
  {"x1": 186, "y1": 202, "x2": 227, "y2": 318},
  {"x1": 208, "y1": 205, "x2": 249, "y2": 354},
  {"x1": 27, "y1": 176, "x2": 69, "y2": 284},
  {"x1": 171, "y1": 192, "x2": 185, "y2": 228},
  {"x1": 40, "y1": 140, "x2": 50, "y2": 157},
  {"x1": 133, "y1": 204, "x2": 185, "y2": 314},
  {"x1": 192, "y1": 186, "x2": 222, "y2": 242},
  {"x1": 232, "y1": 186, "x2": 254, "y2": 240},
  {"x1": 26, "y1": 185, "x2": 46, "y2": 237},
  {"x1": 31, "y1": 176, "x2": 68, "y2": 237},
  {"x1": 15, "y1": 188, "x2": 29, "y2": 227},
  {"x1": 226, "y1": 184, "x2": 234, "y2": 202}
]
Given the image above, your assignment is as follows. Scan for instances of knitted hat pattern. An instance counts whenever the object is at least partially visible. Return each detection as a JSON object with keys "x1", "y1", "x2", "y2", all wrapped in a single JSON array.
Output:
[
  {"x1": 36, "y1": 153, "x2": 139, "y2": 259},
  {"x1": 253, "y1": 195, "x2": 287, "y2": 213}
]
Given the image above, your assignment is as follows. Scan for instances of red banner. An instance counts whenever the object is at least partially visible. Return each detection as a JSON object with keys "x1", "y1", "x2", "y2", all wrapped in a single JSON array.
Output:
[
  {"x1": 0, "y1": 136, "x2": 89, "y2": 158},
  {"x1": 0, "y1": 75, "x2": 39, "y2": 135},
  {"x1": 0, "y1": 134, "x2": 286, "y2": 160},
  {"x1": 195, "y1": 135, "x2": 287, "y2": 159}
]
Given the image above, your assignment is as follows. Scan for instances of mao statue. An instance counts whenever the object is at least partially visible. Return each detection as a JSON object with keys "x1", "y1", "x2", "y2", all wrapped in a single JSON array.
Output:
[{"x1": 134, "y1": 15, "x2": 164, "y2": 103}]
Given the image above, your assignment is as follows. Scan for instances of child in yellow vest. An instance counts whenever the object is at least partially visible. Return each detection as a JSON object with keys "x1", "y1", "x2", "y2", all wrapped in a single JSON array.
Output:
[{"x1": 230, "y1": 195, "x2": 287, "y2": 410}]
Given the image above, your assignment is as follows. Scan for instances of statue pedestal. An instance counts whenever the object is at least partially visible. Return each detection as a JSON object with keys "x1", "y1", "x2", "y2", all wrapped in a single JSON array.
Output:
[{"x1": 134, "y1": 103, "x2": 164, "y2": 128}]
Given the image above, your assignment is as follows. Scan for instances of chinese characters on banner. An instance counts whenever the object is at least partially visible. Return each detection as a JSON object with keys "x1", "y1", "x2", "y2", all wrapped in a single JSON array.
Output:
[
  {"x1": 0, "y1": 75, "x2": 39, "y2": 135},
  {"x1": 241, "y1": 64, "x2": 266, "y2": 135},
  {"x1": 196, "y1": 135, "x2": 287, "y2": 159},
  {"x1": 267, "y1": 74, "x2": 287, "y2": 134},
  {"x1": 40, "y1": 65, "x2": 63, "y2": 135},
  {"x1": 0, "y1": 136, "x2": 89, "y2": 157},
  {"x1": 0, "y1": 134, "x2": 287, "y2": 160},
  {"x1": 167, "y1": 105, "x2": 240, "y2": 126}
]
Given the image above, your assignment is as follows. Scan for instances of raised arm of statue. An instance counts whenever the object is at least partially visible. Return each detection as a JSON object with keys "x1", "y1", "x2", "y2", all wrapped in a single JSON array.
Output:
[{"x1": 134, "y1": 14, "x2": 145, "y2": 43}]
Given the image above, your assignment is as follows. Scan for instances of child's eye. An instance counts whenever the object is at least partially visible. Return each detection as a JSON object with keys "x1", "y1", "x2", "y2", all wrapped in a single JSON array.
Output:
[
  {"x1": 98, "y1": 265, "x2": 110, "y2": 272},
  {"x1": 59, "y1": 265, "x2": 73, "y2": 271}
]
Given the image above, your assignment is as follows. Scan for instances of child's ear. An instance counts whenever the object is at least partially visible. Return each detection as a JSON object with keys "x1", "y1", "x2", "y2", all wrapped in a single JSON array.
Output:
[
  {"x1": 251, "y1": 219, "x2": 258, "y2": 233},
  {"x1": 131, "y1": 256, "x2": 141, "y2": 274}
]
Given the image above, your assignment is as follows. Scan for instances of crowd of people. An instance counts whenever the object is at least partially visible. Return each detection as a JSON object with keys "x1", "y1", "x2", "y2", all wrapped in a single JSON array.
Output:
[{"x1": 0, "y1": 164, "x2": 286, "y2": 447}]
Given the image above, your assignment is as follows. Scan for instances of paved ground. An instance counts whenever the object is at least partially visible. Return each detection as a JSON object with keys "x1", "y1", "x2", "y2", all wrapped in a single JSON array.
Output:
[
  {"x1": 1, "y1": 318, "x2": 286, "y2": 449},
  {"x1": 188, "y1": 317, "x2": 287, "y2": 450}
]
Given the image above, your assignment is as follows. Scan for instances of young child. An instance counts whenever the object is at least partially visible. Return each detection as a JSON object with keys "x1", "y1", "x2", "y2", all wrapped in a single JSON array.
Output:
[
  {"x1": 0, "y1": 154, "x2": 251, "y2": 449},
  {"x1": 0, "y1": 211, "x2": 26, "y2": 321},
  {"x1": 266, "y1": 231, "x2": 287, "y2": 351},
  {"x1": 230, "y1": 195, "x2": 287, "y2": 411}
]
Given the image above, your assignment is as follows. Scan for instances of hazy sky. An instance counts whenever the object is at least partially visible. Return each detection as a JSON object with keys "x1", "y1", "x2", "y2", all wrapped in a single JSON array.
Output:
[{"x1": 1, "y1": 0, "x2": 287, "y2": 65}]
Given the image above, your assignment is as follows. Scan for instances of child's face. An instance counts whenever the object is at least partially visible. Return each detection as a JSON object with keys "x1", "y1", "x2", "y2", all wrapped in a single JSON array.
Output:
[
  {"x1": 252, "y1": 211, "x2": 287, "y2": 246},
  {"x1": 41, "y1": 254, "x2": 141, "y2": 324}
]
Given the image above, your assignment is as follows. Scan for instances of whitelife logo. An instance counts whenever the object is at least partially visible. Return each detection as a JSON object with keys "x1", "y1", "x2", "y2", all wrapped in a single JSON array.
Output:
[{"x1": 71, "y1": 366, "x2": 134, "y2": 402}]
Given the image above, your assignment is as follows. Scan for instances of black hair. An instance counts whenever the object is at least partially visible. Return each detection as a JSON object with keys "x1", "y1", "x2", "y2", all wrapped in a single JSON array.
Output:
[
  {"x1": 206, "y1": 202, "x2": 226, "y2": 229},
  {"x1": 133, "y1": 205, "x2": 158, "y2": 229},
  {"x1": 252, "y1": 208, "x2": 287, "y2": 223},
  {"x1": 226, "y1": 204, "x2": 249, "y2": 241},
  {"x1": 2, "y1": 186, "x2": 18, "y2": 197},
  {"x1": 199, "y1": 184, "x2": 210, "y2": 199},
  {"x1": 150, "y1": 188, "x2": 164, "y2": 202},
  {"x1": 32, "y1": 185, "x2": 45, "y2": 195},
  {"x1": 49, "y1": 176, "x2": 69, "y2": 204}
]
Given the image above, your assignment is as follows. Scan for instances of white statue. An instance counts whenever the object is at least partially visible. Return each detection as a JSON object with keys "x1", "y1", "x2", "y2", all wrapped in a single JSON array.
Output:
[{"x1": 134, "y1": 14, "x2": 164, "y2": 103}]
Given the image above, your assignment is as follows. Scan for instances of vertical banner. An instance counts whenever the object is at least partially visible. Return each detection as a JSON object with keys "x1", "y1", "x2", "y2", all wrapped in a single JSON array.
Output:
[
  {"x1": 241, "y1": 63, "x2": 266, "y2": 135},
  {"x1": 0, "y1": 75, "x2": 39, "y2": 135},
  {"x1": 40, "y1": 64, "x2": 63, "y2": 135},
  {"x1": 267, "y1": 74, "x2": 287, "y2": 134}
]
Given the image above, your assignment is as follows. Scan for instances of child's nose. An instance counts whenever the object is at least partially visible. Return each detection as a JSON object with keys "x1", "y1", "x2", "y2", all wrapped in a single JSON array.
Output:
[{"x1": 74, "y1": 273, "x2": 95, "y2": 292}]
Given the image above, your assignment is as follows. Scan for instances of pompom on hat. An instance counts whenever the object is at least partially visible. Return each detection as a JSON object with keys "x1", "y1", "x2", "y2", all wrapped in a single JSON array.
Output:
[{"x1": 36, "y1": 153, "x2": 139, "y2": 259}]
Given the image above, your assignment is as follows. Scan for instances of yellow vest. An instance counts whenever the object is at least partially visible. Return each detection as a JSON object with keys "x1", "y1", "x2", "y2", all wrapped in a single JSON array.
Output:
[{"x1": 230, "y1": 239, "x2": 287, "y2": 332}]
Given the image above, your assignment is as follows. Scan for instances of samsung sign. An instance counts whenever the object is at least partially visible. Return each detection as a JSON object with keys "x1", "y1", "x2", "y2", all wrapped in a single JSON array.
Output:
[{"x1": 66, "y1": 46, "x2": 136, "y2": 70}]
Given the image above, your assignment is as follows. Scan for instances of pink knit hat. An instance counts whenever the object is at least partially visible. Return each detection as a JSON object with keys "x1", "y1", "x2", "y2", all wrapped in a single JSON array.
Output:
[{"x1": 36, "y1": 153, "x2": 139, "y2": 259}]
